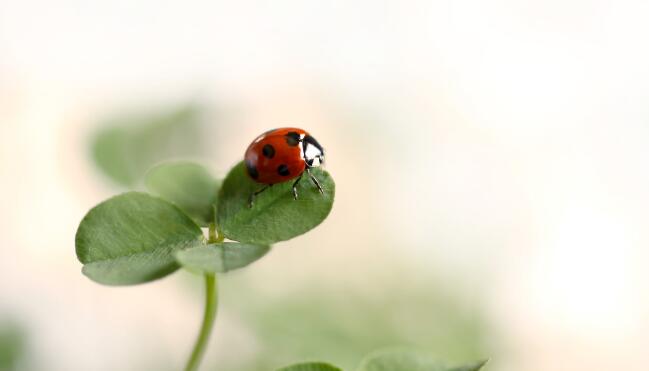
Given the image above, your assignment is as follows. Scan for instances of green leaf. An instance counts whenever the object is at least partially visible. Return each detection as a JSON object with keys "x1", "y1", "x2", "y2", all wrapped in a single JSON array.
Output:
[
  {"x1": 228, "y1": 274, "x2": 488, "y2": 371},
  {"x1": 175, "y1": 242, "x2": 270, "y2": 274},
  {"x1": 75, "y1": 192, "x2": 203, "y2": 285},
  {"x1": 276, "y1": 362, "x2": 343, "y2": 371},
  {"x1": 91, "y1": 104, "x2": 207, "y2": 187},
  {"x1": 92, "y1": 126, "x2": 134, "y2": 186},
  {"x1": 356, "y1": 348, "x2": 446, "y2": 371},
  {"x1": 448, "y1": 360, "x2": 488, "y2": 371},
  {"x1": 144, "y1": 161, "x2": 220, "y2": 226},
  {"x1": 0, "y1": 321, "x2": 26, "y2": 370},
  {"x1": 217, "y1": 161, "x2": 335, "y2": 244},
  {"x1": 356, "y1": 349, "x2": 486, "y2": 371}
]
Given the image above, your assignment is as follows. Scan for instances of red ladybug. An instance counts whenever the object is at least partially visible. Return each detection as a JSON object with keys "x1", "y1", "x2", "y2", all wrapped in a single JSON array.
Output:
[{"x1": 244, "y1": 128, "x2": 325, "y2": 206}]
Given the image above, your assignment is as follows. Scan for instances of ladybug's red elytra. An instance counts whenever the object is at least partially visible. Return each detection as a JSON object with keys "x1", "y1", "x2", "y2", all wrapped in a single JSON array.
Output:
[{"x1": 244, "y1": 127, "x2": 325, "y2": 206}]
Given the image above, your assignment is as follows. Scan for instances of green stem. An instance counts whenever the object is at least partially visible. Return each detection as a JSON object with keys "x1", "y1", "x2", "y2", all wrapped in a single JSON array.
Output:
[
  {"x1": 184, "y1": 216, "x2": 222, "y2": 371},
  {"x1": 184, "y1": 273, "x2": 218, "y2": 371},
  {"x1": 208, "y1": 222, "x2": 218, "y2": 243}
]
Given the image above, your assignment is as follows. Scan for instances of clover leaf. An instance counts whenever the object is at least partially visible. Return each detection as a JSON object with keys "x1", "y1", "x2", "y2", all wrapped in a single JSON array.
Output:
[
  {"x1": 175, "y1": 242, "x2": 270, "y2": 274},
  {"x1": 75, "y1": 192, "x2": 203, "y2": 285},
  {"x1": 217, "y1": 161, "x2": 335, "y2": 244}
]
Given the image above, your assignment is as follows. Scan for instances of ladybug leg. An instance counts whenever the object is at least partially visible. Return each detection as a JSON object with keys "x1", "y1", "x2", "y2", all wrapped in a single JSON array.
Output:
[
  {"x1": 292, "y1": 174, "x2": 303, "y2": 200},
  {"x1": 306, "y1": 168, "x2": 324, "y2": 194},
  {"x1": 248, "y1": 185, "x2": 270, "y2": 208}
]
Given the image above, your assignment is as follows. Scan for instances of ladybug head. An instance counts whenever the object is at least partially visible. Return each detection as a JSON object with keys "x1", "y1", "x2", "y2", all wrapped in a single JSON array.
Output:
[{"x1": 303, "y1": 135, "x2": 325, "y2": 168}]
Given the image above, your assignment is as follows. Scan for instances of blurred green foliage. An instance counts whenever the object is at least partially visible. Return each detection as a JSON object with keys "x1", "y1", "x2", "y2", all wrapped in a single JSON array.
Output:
[
  {"x1": 145, "y1": 161, "x2": 221, "y2": 226},
  {"x1": 220, "y1": 272, "x2": 488, "y2": 371},
  {"x1": 92, "y1": 104, "x2": 207, "y2": 187},
  {"x1": 276, "y1": 362, "x2": 342, "y2": 371},
  {"x1": 0, "y1": 321, "x2": 26, "y2": 371},
  {"x1": 275, "y1": 348, "x2": 486, "y2": 371},
  {"x1": 356, "y1": 347, "x2": 486, "y2": 371}
]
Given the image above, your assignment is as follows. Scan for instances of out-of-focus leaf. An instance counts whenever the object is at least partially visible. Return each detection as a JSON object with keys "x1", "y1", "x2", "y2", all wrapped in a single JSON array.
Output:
[
  {"x1": 224, "y1": 272, "x2": 488, "y2": 371},
  {"x1": 277, "y1": 362, "x2": 342, "y2": 371},
  {"x1": 356, "y1": 348, "x2": 445, "y2": 371},
  {"x1": 217, "y1": 161, "x2": 335, "y2": 244},
  {"x1": 91, "y1": 104, "x2": 206, "y2": 187},
  {"x1": 448, "y1": 360, "x2": 488, "y2": 371},
  {"x1": 175, "y1": 242, "x2": 270, "y2": 274},
  {"x1": 92, "y1": 126, "x2": 134, "y2": 186},
  {"x1": 145, "y1": 161, "x2": 220, "y2": 226},
  {"x1": 0, "y1": 322, "x2": 26, "y2": 370},
  {"x1": 75, "y1": 192, "x2": 203, "y2": 285},
  {"x1": 276, "y1": 362, "x2": 343, "y2": 371}
]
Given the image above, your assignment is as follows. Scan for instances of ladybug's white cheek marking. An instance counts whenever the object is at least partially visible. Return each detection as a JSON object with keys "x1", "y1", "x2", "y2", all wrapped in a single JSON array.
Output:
[{"x1": 304, "y1": 142, "x2": 324, "y2": 167}]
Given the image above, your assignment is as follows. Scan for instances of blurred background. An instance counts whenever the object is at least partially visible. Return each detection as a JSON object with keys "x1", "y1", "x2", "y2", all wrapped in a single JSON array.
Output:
[{"x1": 2, "y1": 1, "x2": 649, "y2": 370}]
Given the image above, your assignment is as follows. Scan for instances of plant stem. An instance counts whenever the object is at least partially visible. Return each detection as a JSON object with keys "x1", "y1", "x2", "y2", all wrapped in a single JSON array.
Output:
[
  {"x1": 184, "y1": 215, "x2": 222, "y2": 371},
  {"x1": 184, "y1": 273, "x2": 218, "y2": 371},
  {"x1": 208, "y1": 222, "x2": 218, "y2": 243}
]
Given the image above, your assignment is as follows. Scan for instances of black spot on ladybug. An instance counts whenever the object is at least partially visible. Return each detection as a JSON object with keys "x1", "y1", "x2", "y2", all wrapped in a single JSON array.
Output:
[
  {"x1": 285, "y1": 132, "x2": 300, "y2": 147},
  {"x1": 277, "y1": 164, "x2": 290, "y2": 176},
  {"x1": 262, "y1": 144, "x2": 275, "y2": 158},
  {"x1": 246, "y1": 160, "x2": 259, "y2": 179}
]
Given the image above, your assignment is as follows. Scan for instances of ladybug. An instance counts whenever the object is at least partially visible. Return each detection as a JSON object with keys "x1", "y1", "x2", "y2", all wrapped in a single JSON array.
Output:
[{"x1": 244, "y1": 127, "x2": 325, "y2": 206}]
